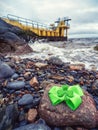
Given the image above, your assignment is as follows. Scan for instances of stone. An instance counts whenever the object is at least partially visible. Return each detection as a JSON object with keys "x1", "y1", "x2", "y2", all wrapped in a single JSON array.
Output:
[
  {"x1": 24, "y1": 72, "x2": 31, "y2": 78},
  {"x1": 7, "y1": 81, "x2": 25, "y2": 90},
  {"x1": 15, "y1": 44, "x2": 33, "y2": 55},
  {"x1": 18, "y1": 94, "x2": 33, "y2": 106},
  {"x1": 19, "y1": 110, "x2": 26, "y2": 122},
  {"x1": 34, "y1": 62, "x2": 48, "y2": 69},
  {"x1": 75, "y1": 127, "x2": 88, "y2": 130},
  {"x1": 39, "y1": 83, "x2": 98, "y2": 128},
  {"x1": 0, "y1": 104, "x2": 19, "y2": 130},
  {"x1": 26, "y1": 61, "x2": 34, "y2": 69},
  {"x1": 29, "y1": 77, "x2": 39, "y2": 87},
  {"x1": 54, "y1": 127, "x2": 62, "y2": 130},
  {"x1": 11, "y1": 56, "x2": 21, "y2": 63},
  {"x1": 0, "y1": 19, "x2": 33, "y2": 54},
  {"x1": 27, "y1": 108, "x2": 37, "y2": 123},
  {"x1": 70, "y1": 64, "x2": 85, "y2": 71},
  {"x1": 12, "y1": 73, "x2": 19, "y2": 79},
  {"x1": 0, "y1": 61, "x2": 14, "y2": 79},
  {"x1": 48, "y1": 57, "x2": 64, "y2": 66},
  {"x1": 13, "y1": 119, "x2": 51, "y2": 130},
  {"x1": 92, "y1": 80, "x2": 98, "y2": 89},
  {"x1": 65, "y1": 76, "x2": 74, "y2": 83},
  {"x1": 49, "y1": 75, "x2": 65, "y2": 81}
]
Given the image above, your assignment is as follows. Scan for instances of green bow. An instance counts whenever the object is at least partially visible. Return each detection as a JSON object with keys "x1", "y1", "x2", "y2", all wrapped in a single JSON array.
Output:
[{"x1": 48, "y1": 84, "x2": 84, "y2": 110}]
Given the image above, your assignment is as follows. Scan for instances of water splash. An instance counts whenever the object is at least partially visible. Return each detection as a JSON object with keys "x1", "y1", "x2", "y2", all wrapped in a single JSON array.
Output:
[{"x1": 21, "y1": 38, "x2": 98, "y2": 70}]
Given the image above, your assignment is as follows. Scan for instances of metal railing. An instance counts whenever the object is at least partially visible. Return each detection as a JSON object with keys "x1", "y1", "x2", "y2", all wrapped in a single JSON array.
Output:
[{"x1": 7, "y1": 14, "x2": 50, "y2": 30}]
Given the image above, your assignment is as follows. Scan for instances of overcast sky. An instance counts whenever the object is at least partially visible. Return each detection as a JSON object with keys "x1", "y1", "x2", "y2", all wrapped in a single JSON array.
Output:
[{"x1": 0, "y1": 0, "x2": 98, "y2": 35}]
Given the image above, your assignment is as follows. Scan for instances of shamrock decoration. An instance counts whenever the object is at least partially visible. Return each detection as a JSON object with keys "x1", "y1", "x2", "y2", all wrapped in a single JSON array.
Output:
[{"x1": 48, "y1": 84, "x2": 84, "y2": 110}]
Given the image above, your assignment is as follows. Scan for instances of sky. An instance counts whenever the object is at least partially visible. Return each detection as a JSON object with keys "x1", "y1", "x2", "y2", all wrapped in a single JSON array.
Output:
[{"x1": 0, "y1": 0, "x2": 98, "y2": 37}]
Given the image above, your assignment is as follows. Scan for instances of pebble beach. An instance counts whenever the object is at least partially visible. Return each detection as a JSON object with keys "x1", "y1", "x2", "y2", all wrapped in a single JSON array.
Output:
[{"x1": 0, "y1": 38, "x2": 98, "y2": 130}]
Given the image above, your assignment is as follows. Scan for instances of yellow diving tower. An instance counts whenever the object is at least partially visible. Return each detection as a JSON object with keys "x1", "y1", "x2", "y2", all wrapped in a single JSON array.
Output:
[{"x1": 2, "y1": 14, "x2": 71, "y2": 41}]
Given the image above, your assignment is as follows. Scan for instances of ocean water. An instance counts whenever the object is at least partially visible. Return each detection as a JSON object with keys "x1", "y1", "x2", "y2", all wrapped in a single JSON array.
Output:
[
  {"x1": 21, "y1": 38, "x2": 98, "y2": 70},
  {"x1": 69, "y1": 33, "x2": 98, "y2": 39}
]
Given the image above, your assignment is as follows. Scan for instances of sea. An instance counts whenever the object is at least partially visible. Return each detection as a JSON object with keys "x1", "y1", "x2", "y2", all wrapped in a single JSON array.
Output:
[{"x1": 20, "y1": 34, "x2": 98, "y2": 70}]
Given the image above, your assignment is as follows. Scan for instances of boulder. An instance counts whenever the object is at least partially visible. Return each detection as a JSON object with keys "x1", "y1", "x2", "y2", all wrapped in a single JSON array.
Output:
[
  {"x1": 39, "y1": 83, "x2": 98, "y2": 128},
  {"x1": 0, "y1": 61, "x2": 14, "y2": 79},
  {"x1": 18, "y1": 94, "x2": 34, "y2": 106},
  {"x1": 7, "y1": 81, "x2": 25, "y2": 90},
  {"x1": 48, "y1": 57, "x2": 64, "y2": 66},
  {"x1": 13, "y1": 118, "x2": 51, "y2": 130},
  {"x1": 0, "y1": 104, "x2": 19, "y2": 130},
  {"x1": 0, "y1": 18, "x2": 33, "y2": 54}
]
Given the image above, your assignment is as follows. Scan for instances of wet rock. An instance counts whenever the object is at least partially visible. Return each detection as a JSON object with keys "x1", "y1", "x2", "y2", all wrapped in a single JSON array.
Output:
[
  {"x1": 15, "y1": 44, "x2": 33, "y2": 55},
  {"x1": 33, "y1": 96, "x2": 41, "y2": 106},
  {"x1": 27, "y1": 108, "x2": 37, "y2": 123},
  {"x1": 26, "y1": 61, "x2": 34, "y2": 69},
  {"x1": 18, "y1": 94, "x2": 33, "y2": 106},
  {"x1": 0, "y1": 61, "x2": 14, "y2": 79},
  {"x1": 34, "y1": 62, "x2": 48, "y2": 69},
  {"x1": 92, "y1": 80, "x2": 98, "y2": 89},
  {"x1": 0, "y1": 104, "x2": 19, "y2": 130},
  {"x1": 69, "y1": 64, "x2": 85, "y2": 71},
  {"x1": 75, "y1": 127, "x2": 88, "y2": 130},
  {"x1": 7, "y1": 81, "x2": 25, "y2": 90},
  {"x1": 0, "y1": 19, "x2": 33, "y2": 54},
  {"x1": 94, "y1": 44, "x2": 98, "y2": 51},
  {"x1": 24, "y1": 72, "x2": 31, "y2": 79},
  {"x1": 54, "y1": 127, "x2": 62, "y2": 130},
  {"x1": 65, "y1": 127, "x2": 74, "y2": 130},
  {"x1": 49, "y1": 75, "x2": 65, "y2": 81},
  {"x1": 39, "y1": 83, "x2": 98, "y2": 128},
  {"x1": 0, "y1": 18, "x2": 12, "y2": 28},
  {"x1": 13, "y1": 119, "x2": 51, "y2": 130},
  {"x1": 19, "y1": 110, "x2": 26, "y2": 122},
  {"x1": 12, "y1": 73, "x2": 19, "y2": 79},
  {"x1": 29, "y1": 77, "x2": 39, "y2": 88},
  {"x1": 48, "y1": 57, "x2": 64, "y2": 66}
]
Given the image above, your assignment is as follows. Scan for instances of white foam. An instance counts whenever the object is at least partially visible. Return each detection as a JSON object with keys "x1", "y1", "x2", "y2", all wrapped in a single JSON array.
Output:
[{"x1": 21, "y1": 40, "x2": 98, "y2": 70}]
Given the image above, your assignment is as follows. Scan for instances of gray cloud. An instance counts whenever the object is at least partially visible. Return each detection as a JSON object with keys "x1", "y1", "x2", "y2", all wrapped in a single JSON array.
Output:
[{"x1": 0, "y1": 0, "x2": 98, "y2": 34}]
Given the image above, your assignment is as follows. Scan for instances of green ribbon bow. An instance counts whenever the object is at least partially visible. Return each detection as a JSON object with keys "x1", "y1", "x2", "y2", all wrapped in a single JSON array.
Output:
[{"x1": 48, "y1": 84, "x2": 84, "y2": 110}]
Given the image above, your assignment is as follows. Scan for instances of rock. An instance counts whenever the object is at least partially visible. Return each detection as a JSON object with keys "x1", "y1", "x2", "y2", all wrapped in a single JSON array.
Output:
[
  {"x1": 65, "y1": 127, "x2": 74, "y2": 130},
  {"x1": 75, "y1": 127, "x2": 88, "y2": 130},
  {"x1": 15, "y1": 44, "x2": 33, "y2": 55},
  {"x1": 11, "y1": 56, "x2": 21, "y2": 63},
  {"x1": 7, "y1": 81, "x2": 25, "y2": 90},
  {"x1": 54, "y1": 127, "x2": 62, "y2": 130},
  {"x1": 34, "y1": 62, "x2": 48, "y2": 69},
  {"x1": 18, "y1": 94, "x2": 33, "y2": 106},
  {"x1": 26, "y1": 61, "x2": 34, "y2": 69},
  {"x1": 0, "y1": 104, "x2": 19, "y2": 130},
  {"x1": 0, "y1": 61, "x2": 14, "y2": 78},
  {"x1": 39, "y1": 83, "x2": 98, "y2": 128},
  {"x1": 92, "y1": 80, "x2": 98, "y2": 89},
  {"x1": 94, "y1": 44, "x2": 98, "y2": 51},
  {"x1": 24, "y1": 72, "x2": 31, "y2": 79},
  {"x1": 69, "y1": 64, "x2": 85, "y2": 71},
  {"x1": 19, "y1": 110, "x2": 26, "y2": 122},
  {"x1": 49, "y1": 75, "x2": 65, "y2": 81},
  {"x1": 29, "y1": 77, "x2": 39, "y2": 87},
  {"x1": 0, "y1": 19, "x2": 33, "y2": 54},
  {"x1": 48, "y1": 57, "x2": 64, "y2": 66},
  {"x1": 13, "y1": 119, "x2": 51, "y2": 130},
  {"x1": 0, "y1": 18, "x2": 12, "y2": 28},
  {"x1": 27, "y1": 109, "x2": 37, "y2": 123},
  {"x1": 12, "y1": 73, "x2": 19, "y2": 79},
  {"x1": 92, "y1": 80, "x2": 98, "y2": 96}
]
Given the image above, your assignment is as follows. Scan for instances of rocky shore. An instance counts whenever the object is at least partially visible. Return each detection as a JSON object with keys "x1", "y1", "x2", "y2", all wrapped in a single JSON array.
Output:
[
  {"x1": 1, "y1": 17, "x2": 98, "y2": 130},
  {"x1": 0, "y1": 18, "x2": 33, "y2": 54},
  {"x1": 0, "y1": 55, "x2": 98, "y2": 130}
]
